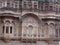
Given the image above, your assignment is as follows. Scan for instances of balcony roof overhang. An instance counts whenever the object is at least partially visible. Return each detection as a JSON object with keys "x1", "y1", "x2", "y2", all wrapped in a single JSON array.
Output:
[
  {"x1": 0, "y1": 13, "x2": 19, "y2": 18},
  {"x1": 42, "y1": 15, "x2": 60, "y2": 20}
]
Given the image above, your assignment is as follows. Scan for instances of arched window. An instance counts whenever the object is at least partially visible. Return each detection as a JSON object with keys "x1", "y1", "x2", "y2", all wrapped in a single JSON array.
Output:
[
  {"x1": 3, "y1": 20, "x2": 13, "y2": 34},
  {"x1": 44, "y1": 23, "x2": 48, "y2": 34},
  {"x1": 49, "y1": 23, "x2": 55, "y2": 37},
  {"x1": 22, "y1": 16, "x2": 38, "y2": 37},
  {"x1": 56, "y1": 28, "x2": 60, "y2": 37},
  {"x1": 50, "y1": 23, "x2": 54, "y2": 26}
]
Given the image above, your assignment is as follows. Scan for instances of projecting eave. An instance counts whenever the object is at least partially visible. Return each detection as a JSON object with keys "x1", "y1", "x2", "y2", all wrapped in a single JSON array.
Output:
[
  {"x1": 54, "y1": 15, "x2": 60, "y2": 20},
  {"x1": 42, "y1": 15, "x2": 60, "y2": 21},
  {"x1": 42, "y1": 16, "x2": 56, "y2": 20},
  {"x1": 0, "y1": 13, "x2": 20, "y2": 18}
]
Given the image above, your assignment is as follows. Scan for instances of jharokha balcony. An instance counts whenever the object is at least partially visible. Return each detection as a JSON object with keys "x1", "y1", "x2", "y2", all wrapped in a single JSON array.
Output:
[{"x1": 0, "y1": 0, "x2": 60, "y2": 45}]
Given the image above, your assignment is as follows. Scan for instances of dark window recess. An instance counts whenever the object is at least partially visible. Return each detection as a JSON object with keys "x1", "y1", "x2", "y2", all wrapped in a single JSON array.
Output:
[
  {"x1": 38, "y1": 5, "x2": 40, "y2": 10},
  {"x1": 42, "y1": 34, "x2": 44, "y2": 37},
  {"x1": 50, "y1": 6, "x2": 53, "y2": 11},
  {"x1": 22, "y1": 41, "x2": 26, "y2": 43},
  {"x1": 23, "y1": 2, "x2": 27, "y2": 9},
  {"x1": 59, "y1": 8, "x2": 60, "y2": 12},
  {"x1": 34, "y1": 5, "x2": 37, "y2": 9},
  {"x1": 7, "y1": 3, "x2": 10, "y2": 7},
  {"x1": 45, "y1": 6, "x2": 48, "y2": 11},
  {"x1": 59, "y1": 29, "x2": 60, "y2": 35},
  {"x1": 23, "y1": 34, "x2": 26, "y2": 36},
  {"x1": 38, "y1": 35, "x2": 40, "y2": 37},
  {"x1": 3, "y1": 26, "x2": 4, "y2": 33},
  {"x1": 6, "y1": 27, "x2": 9, "y2": 33},
  {"x1": 19, "y1": 5, "x2": 22, "y2": 9},
  {"x1": 34, "y1": 35, "x2": 36, "y2": 37},
  {"x1": 24, "y1": 4, "x2": 27, "y2": 9},
  {"x1": 14, "y1": 34, "x2": 16, "y2": 36},
  {"x1": 28, "y1": 41, "x2": 31, "y2": 43},
  {"x1": 56, "y1": 29, "x2": 58, "y2": 37},
  {"x1": 10, "y1": 26, "x2": 12, "y2": 33},
  {"x1": 15, "y1": 5, "x2": 17, "y2": 8},
  {"x1": 41, "y1": 6, "x2": 43, "y2": 11}
]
